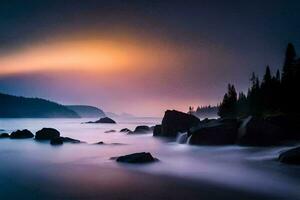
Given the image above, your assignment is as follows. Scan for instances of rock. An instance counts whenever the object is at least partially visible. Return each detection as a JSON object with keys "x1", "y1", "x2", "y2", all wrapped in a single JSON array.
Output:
[
  {"x1": 115, "y1": 152, "x2": 157, "y2": 164},
  {"x1": 188, "y1": 118, "x2": 239, "y2": 145},
  {"x1": 104, "y1": 130, "x2": 116, "y2": 133},
  {"x1": 50, "y1": 137, "x2": 81, "y2": 145},
  {"x1": 237, "y1": 116, "x2": 284, "y2": 146},
  {"x1": 95, "y1": 141, "x2": 104, "y2": 144},
  {"x1": 156, "y1": 110, "x2": 200, "y2": 137},
  {"x1": 120, "y1": 128, "x2": 132, "y2": 133},
  {"x1": 153, "y1": 125, "x2": 162, "y2": 136},
  {"x1": 50, "y1": 137, "x2": 63, "y2": 145},
  {"x1": 110, "y1": 143, "x2": 127, "y2": 145},
  {"x1": 86, "y1": 117, "x2": 116, "y2": 124},
  {"x1": 61, "y1": 137, "x2": 81, "y2": 143},
  {"x1": 131, "y1": 125, "x2": 151, "y2": 134},
  {"x1": 265, "y1": 115, "x2": 300, "y2": 140},
  {"x1": 35, "y1": 128, "x2": 60, "y2": 140},
  {"x1": 10, "y1": 129, "x2": 34, "y2": 139},
  {"x1": 0, "y1": 133, "x2": 10, "y2": 138},
  {"x1": 279, "y1": 146, "x2": 300, "y2": 165}
]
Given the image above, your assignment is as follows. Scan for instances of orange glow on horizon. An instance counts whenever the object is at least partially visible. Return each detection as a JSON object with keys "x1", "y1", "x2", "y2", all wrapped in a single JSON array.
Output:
[{"x1": 0, "y1": 37, "x2": 185, "y2": 76}]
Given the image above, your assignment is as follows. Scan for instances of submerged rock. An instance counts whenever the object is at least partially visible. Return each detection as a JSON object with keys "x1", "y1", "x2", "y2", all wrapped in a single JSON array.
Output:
[
  {"x1": 104, "y1": 130, "x2": 116, "y2": 133},
  {"x1": 120, "y1": 128, "x2": 132, "y2": 133},
  {"x1": 95, "y1": 141, "x2": 104, "y2": 144},
  {"x1": 115, "y1": 152, "x2": 157, "y2": 164},
  {"x1": 50, "y1": 137, "x2": 81, "y2": 145},
  {"x1": 279, "y1": 146, "x2": 300, "y2": 165},
  {"x1": 10, "y1": 129, "x2": 34, "y2": 139},
  {"x1": 237, "y1": 116, "x2": 283, "y2": 146},
  {"x1": 86, "y1": 117, "x2": 116, "y2": 124},
  {"x1": 62, "y1": 137, "x2": 81, "y2": 143},
  {"x1": 0, "y1": 133, "x2": 10, "y2": 138},
  {"x1": 188, "y1": 118, "x2": 239, "y2": 145},
  {"x1": 50, "y1": 137, "x2": 63, "y2": 145},
  {"x1": 35, "y1": 128, "x2": 60, "y2": 140},
  {"x1": 156, "y1": 110, "x2": 200, "y2": 137}
]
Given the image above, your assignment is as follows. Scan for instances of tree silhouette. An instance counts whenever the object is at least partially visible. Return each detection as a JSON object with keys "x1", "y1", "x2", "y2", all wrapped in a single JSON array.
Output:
[
  {"x1": 217, "y1": 43, "x2": 299, "y2": 118},
  {"x1": 281, "y1": 43, "x2": 297, "y2": 114},
  {"x1": 218, "y1": 84, "x2": 237, "y2": 118}
]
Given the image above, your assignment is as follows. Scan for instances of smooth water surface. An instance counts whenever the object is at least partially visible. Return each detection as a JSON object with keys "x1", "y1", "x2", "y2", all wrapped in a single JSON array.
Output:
[{"x1": 0, "y1": 118, "x2": 300, "y2": 199}]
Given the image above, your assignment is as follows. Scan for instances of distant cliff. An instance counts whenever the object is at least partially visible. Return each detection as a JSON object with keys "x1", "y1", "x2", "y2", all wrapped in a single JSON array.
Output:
[
  {"x1": 66, "y1": 105, "x2": 105, "y2": 118},
  {"x1": 0, "y1": 92, "x2": 80, "y2": 118}
]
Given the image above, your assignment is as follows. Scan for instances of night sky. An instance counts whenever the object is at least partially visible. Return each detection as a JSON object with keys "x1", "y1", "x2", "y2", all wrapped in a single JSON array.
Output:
[{"x1": 0, "y1": 0, "x2": 300, "y2": 116}]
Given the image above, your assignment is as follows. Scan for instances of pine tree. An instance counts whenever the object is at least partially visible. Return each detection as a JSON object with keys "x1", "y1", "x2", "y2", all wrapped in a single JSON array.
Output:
[
  {"x1": 282, "y1": 43, "x2": 296, "y2": 83},
  {"x1": 281, "y1": 43, "x2": 297, "y2": 113},
  {"x1": 218, "y1": 84, "x2": 237, "y2": 118}
]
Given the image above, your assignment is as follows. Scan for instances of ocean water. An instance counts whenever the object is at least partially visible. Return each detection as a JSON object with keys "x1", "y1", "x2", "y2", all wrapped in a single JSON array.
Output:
[{"x1": 0, "y1": 118, "x2": 300, "y2": 199}]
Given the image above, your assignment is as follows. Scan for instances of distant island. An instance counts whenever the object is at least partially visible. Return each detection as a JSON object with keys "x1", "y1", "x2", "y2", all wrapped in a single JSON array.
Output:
[
  {"x1": 66, "y1": 105, "x2": 105, "y2": 118},
  {"x1": 0, "y1": 92, "x2": 105, "y2": 118}
]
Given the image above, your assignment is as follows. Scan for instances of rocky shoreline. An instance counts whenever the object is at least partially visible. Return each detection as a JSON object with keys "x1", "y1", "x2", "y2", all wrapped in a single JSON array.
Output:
[{"x1": 2, "y1": 110, "x2": 300, "y2": 165}]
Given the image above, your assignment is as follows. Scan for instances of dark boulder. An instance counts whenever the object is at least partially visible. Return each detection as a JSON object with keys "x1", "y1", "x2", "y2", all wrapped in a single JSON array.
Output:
[
  {"x1": 150, "y1": 126, "x2": 155, "y2": 131},
  {"x1": 237, "y1": 116, "x2": 284, "y2": 146},
  {"x1": 115, "y1": 152, "x2": 157, "y2": 164},
  {"x1": 86, "y1": 117, "x2": 116, "y2": 124},
  {"x1": 35, "y1": 128, "x2": 60, "y2": 140},
  {"x1": 156, "y1": 110, "x2": 200, "y2": 137},
  {"x1": 131, "y1": 125, "x2": 151, "y2": 134},
  {"x1": 50, "y1": 137, "x2": 81, "y2": 145},
  {"x1": 153, "y1": 125, "x2": 162, "y2": 136},
  {"x1": 265, "y1": 115, "x2": 300, "y2": 140},
  {"x1": 188, "y1": 118, "x2": 239, "y2": 145},
  {"x1": 50, "y1": 137, "x2": 63, "y2": 145},
  {"x1": 120, "y1": 128, "x2": 132, "y2": 133},
  {"x1": 279, "y1": 146, "x2": 300, "y2": 165},
  {"x1": 0, "y1": 133, "x2": 10, "y2": 138},
  {"x1": 10, "y1": 129, "x2": 34, "y2": 139}
]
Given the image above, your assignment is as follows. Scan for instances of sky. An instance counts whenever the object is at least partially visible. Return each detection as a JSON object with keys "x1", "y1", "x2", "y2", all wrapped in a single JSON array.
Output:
[{"x1": 0, "y1": 0, "x2": 300, "y2": 117}]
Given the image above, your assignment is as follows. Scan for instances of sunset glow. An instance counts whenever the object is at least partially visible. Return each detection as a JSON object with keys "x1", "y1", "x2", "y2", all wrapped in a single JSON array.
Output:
[{"x1": 0, "y1": 37, "x2": 184, "y2": 76}]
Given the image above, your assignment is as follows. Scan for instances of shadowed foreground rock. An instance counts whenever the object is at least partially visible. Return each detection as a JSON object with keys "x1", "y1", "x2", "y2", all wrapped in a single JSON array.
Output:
[
  {"x1": 0, "y1": 133, "x2": 10, "y2": 138},
  {"x1": 115, "y1": 152, "x2": 157, "y2": 164},
  {"x1": 50, "y1": 137, "x2": 81, "y2": 145},
  {"x1": 279, "y1": 146, "x2": 300, "y2": 165},
  {"x1": 10, "y1": 129, "x2": 34, "y2": 139},
  {"x1": 155, "y1": 110, "x2": 200, "y2": 137},
  {"x1": 237, "y1": 116, "x2": 283, "y2": 146},
  {"x1": 35, "y1": 128, "x2": 60, "y2": 140},
  {"x1": 86, "y1": 117, "x2": 116, "y2": 124},
  {"x1": 188, "y1": 118, "x2": 239, "y2": 145}
]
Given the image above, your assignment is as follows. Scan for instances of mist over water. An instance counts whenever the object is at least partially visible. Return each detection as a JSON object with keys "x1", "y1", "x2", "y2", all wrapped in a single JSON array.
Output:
[{"x1": 0, "y1": 118, "x2": 300, "y2": 199}]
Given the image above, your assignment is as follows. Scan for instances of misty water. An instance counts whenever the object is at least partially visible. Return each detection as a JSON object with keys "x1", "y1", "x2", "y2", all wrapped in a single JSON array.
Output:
[{"x1": 0, "y1": 118, "x2": 300, "y2": 199}]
